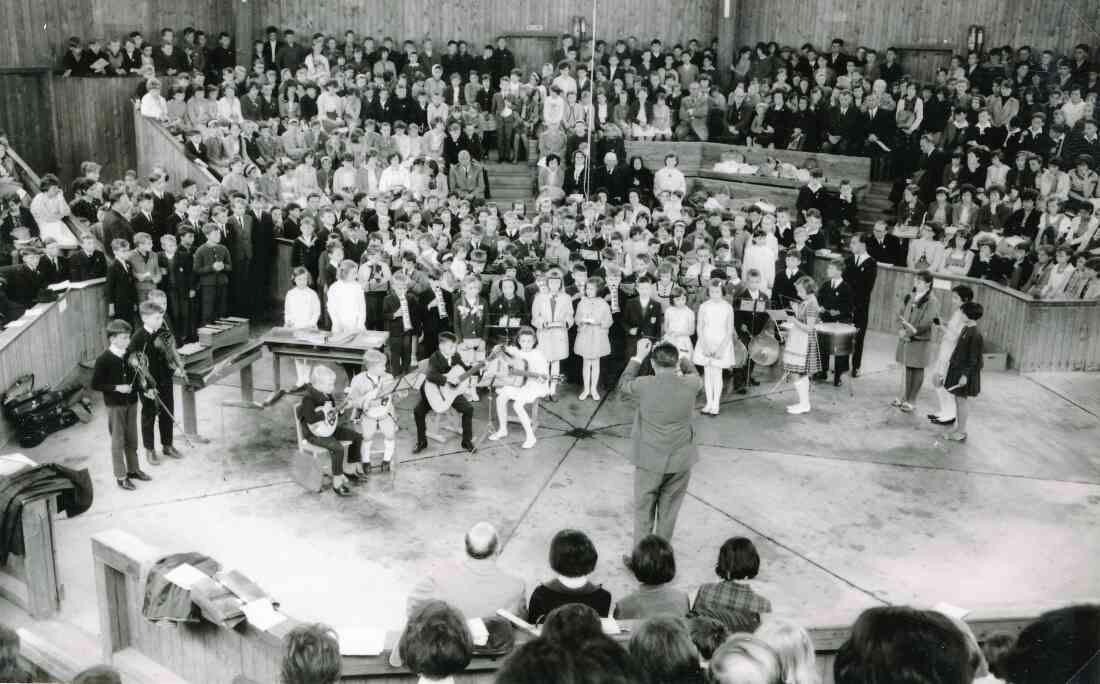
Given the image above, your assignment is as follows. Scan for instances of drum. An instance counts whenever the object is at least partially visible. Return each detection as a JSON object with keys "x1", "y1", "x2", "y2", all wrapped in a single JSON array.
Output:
[
  {"x1": 748, "y1": 331, "x2": 781, "y2": 366},
  {"x1": 815, "y1": 322, "x2": 858, "y2": 356}
]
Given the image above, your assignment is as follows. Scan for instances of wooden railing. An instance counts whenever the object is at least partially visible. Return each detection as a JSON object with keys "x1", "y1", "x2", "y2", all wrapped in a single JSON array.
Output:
[
  {"x1": 132, "y1": 103, "x2": 220, "y2": 194},
  {"x1": 867, "y1": 263, "x2": 1100, "y2": 371},
  {"x1": 0, "y1": 280, "x2": 107, "y2": 446},
  {"x1": 86, "y1": 529, "x2": 1091, "y2": 684}
]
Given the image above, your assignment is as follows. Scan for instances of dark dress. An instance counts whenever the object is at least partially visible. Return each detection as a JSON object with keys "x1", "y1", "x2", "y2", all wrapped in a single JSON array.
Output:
[
  {"x1": 945, "y1": 325, "x2": 982, "y2": 397},
  {"x1": 527, "y1": 579, "x2": 612, "y2": 624}
]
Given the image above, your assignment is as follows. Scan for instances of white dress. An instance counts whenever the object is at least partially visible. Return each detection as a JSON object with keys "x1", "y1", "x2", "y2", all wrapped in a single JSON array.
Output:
[
  {"x1": 693, "y1": 299, "x2": 735, "y2": 368},
  {"x1": 663, "y1": 306, "x2": 695, "y2": 357},
  {"x1": 497, "y1": 348, "x2": 551, "y2": 405}
]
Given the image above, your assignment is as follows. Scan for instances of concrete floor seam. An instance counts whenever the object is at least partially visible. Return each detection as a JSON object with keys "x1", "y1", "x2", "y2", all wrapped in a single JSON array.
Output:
[{"x1": 1023, "y1": 374, "x2": 1100, "y2": 420}]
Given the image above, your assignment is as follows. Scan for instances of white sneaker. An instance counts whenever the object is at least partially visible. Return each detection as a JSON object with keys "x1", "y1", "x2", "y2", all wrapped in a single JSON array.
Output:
[
  {"x1": 578, "y1": 390, "x2": 590, "y2": 401},
  {"x1": 522, "y1": 435, "x2": 537, "y2": 449},
  {"x1": 488, "y1": 430, "x2": 507, "y2": 441},
  {"x1": 590, "y1": 392, "x2": 600, "y2": 401},
  {"x1": 786, "y1": 403, "x2": 810, "y2": 414}
]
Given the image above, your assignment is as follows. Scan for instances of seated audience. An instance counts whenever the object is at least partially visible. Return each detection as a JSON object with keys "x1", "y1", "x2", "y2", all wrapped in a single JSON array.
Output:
[
  {"x1": 281, "y1": 622, "x2": 341, "y2": 684},
  {"x1": 540, "y1": 603, "x2": 605, "y2": 649},
  {"x1": 833, "y1": 606, "x2": 972, "y2": 684},
  {"x1": 755, "y1": 618, "x2": 820, "y2": 684},
  {"x1": 993, "y1": 604, "x2": 1100, "y2": 684},
  {"x1": 614, "y1": 534, "x2": 690, "y2": 620},
  {"x1": 688, "y1": 615, "x2": 731, "y2": 668},
  {"x1": 397, "y1": 600, "x2": 473, "y2": 682},
  {"x1": 406, "y1": 521, "x2": 526, "y2": 620},
  {"x1": 628, "y1": 616, "x2": 706, "y2": 684},
  {"x1": 692, "y1": 537, "x2": 772, "y2": 624},
  {"x1": 709, "y1": 634, "x2": 785, "y2": 684},
  {"x1": 527, "y1": 528, "x2": 612, "y2": 623}
]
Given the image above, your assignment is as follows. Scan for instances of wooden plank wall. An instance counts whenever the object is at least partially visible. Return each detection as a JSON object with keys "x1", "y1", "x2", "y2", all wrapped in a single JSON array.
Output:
[
  {"x1": 734, "y1": 0, "x2": 1099, "y2": 61},
  {"x1": 866, "y1": 264, "x2": 1100, "y2": 372},
  {"x1": 248, "y1": 0, "x2": 719, "y2": 66},
  {"x1": 0, "y1": 282, "x2": 107, "y2": 447},
  {"x1": 0, "y1": 73, "x2": 56, "y2": 175},
  {"x1": 132, "y1": 103, "x2": 220, "y2": 194},
  {"x1": 51, "y1": 77, "x2": 139, "y2": 186},
  {"x1": 0, "y1": 0, "x2": 234, "y2": 70}
]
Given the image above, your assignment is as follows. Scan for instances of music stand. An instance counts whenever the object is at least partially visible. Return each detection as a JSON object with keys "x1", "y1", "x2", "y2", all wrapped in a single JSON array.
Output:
[{"x1": 474, "y1": 359, "x2": 520, "y2": 458}]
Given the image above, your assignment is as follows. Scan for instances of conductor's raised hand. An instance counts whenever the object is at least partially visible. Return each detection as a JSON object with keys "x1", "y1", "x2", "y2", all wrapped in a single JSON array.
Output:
[{"x1": 635, "y1": 338, "x2": 653, "y2": 360}]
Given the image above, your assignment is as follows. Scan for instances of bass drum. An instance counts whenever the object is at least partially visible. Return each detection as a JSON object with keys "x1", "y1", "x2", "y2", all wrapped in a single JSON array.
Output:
[
  {"x1": 748, "y1": 330, "x2": 781, "y2": 366},
  {"x1": 815, "y1": 322, "x2": 858, "y2": 356}
]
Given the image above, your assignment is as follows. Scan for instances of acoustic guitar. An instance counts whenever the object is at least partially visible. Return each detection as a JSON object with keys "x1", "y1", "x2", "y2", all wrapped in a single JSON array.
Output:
[
  {"x1": 483, "y1": 356, "x2": 562, "y2": 388},
  {"x1": 307, "y1": 399, "x2": 349, "y2": 438},
  {"x1": 423, "y1": 362, "x2": 486, "y2": 413}
]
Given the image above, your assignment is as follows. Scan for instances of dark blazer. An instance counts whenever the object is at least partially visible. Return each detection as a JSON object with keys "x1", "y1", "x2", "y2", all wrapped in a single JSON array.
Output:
[
  {"x1": 227, "y1": 213, "x2": 254, "y2": 261},
  {"x1": 100, "y1": 209, "x2": 134, "y2": 258},
  {"x1": 817, "y1": 278, "x2": 854, "y2": 323},
  {"x1": 159, "y1": 250, "x2": 194, "y2": 292},
  {"x1": 418, "y1": 287, "x2": 453, "y2": 337},
  {"x1": 105, "y1": 261, "x2": 138, "y2": 320},
  {"x1": 130, "y1": 211, "x2": 160, "y2": 245},
  {"x1": 843, "y1": 254, "x2": 878, "y2": 315},
  {"x1": 771, "y1": 267, "x2": 806, "y2": 309},
  {"x1": 590, "y1": 164, "x2": 627, "y2": 203},
  {"x1": 6, "y1": 264, "x2": 47, "y2": 309},
  {"x1": 69, "y1": 250, "x2": 108, "y2": 282},
  {"x1": 37, "y1": 255, "x2": 68, "y2": 286},
  {"x1": 381, "y1": 291, "x2": 421, "y2": 337},
  {"x1": 945, "y1": 325, "x2": 983, "y2": 397},
  {"x1": 1005, "y1": 208, "x2": 1041, "y2": 241},
  {"x1": 867, "y1": 233, "x2": 903, "y2": 266},
  {"x1": 622, "y1": 297, "x2": 663, "y2": 338},
  {"x1": 527, "y1": 580, "x2": 613, "y2": 624}
]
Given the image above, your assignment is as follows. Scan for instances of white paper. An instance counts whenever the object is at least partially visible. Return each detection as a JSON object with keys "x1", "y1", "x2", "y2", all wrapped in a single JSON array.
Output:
[
  {"x1": 164, "y1": 563, "x2": 208, "y2": 590},
  {"x1": 241, "y1": 598, "x2": 286, "y2": 630},
  {"x1": 5, "y1": 320, "x2": 26, "y2": 328},
  {"x1": 48, "y1": 281, "x2": 72, "y2": 292},
  {"x1": 339, "y1": 628, "x2": 386, "y2": 656},
  {"x1": 601, "y1": 617, "x2": 621, "y2": 635},
  {"x1": 466, "y1": 617, "x2": 489, "y2": 646}
]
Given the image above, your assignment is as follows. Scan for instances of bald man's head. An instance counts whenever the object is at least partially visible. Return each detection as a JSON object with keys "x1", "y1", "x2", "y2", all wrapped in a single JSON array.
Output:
[{"x1": 465, "y1": 521, "x2": 499, "y2": 559}]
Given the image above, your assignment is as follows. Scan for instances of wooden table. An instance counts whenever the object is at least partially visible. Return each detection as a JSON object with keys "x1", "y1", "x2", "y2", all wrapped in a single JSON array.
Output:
[
  {"x1": 262, "y1": 327, "x2": 389, "y2": 403},
  {"x1": 173, "y1": 340, "x2": 266, "y2": 443}
]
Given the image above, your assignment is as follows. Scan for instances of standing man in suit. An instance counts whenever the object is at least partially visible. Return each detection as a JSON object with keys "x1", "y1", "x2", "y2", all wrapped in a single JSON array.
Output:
[
  {"x1": 227, "y1": 193, "x2": 253, "y2": 316},
  {"x1": 815, "y1": 258, "x2": 854, "y2": 386},
  {"x1": 618, "y1": 339, "x2": 702, "y2": 552},
  {"x1": 101, "y1": 191, "x2": 134, "y2": 259},
  {"x1": 844, "y1": 233, "x2": 878, "y2": 378}
]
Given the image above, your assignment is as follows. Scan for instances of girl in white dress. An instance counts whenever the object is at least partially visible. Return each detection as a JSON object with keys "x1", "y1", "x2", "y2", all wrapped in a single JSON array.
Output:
[
  {"x1": 284, "y1": 266, "x2": 321, "y2": 388},
  {"x1": 573, "y1": 277, "x2": 612, "y2": 401},
  {"x1": 488, "y1": 327, "x2": 550, "y2": 449},
  {"x1": 663, "y1": 286, "x2": 695, "y2": 359},
  {"x1": 327, "y1": 260, "x2": 366, "y2": 335},
  {"x1": 693, "y1": 278, "x2": 736, "y2": 415},
  {"x1": 531, "y1": 268, "x2": 574, "y2": 400}
]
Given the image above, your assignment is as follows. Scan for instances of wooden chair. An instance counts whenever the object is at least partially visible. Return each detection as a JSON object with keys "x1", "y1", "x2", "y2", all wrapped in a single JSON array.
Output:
[{"x1": 291, "y1": 402, "x2": 350, "y2": 492}]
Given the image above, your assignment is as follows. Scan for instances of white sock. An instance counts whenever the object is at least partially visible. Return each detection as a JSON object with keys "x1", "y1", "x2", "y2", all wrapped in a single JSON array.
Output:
[{"x1": 382, "y1": 440, "x2": 395, "y2": 463}]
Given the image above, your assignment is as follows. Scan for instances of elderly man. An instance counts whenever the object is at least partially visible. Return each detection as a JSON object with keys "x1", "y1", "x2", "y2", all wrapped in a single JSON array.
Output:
[
  {"x1": 618, "y1": 339, "x2": 702, "y2": 555},
  {"x1": 449, "y1": 149, "x2": 485, "y2": 201},
  {"x1": 590, "y1": 152, "x2": 626, "y2": 203},
  {"x1": 676, "y1": 81, "x2": 709, "y2": 141},
  {"x1": 405, "y1": 521, "x2": 527, "y2": 619}
]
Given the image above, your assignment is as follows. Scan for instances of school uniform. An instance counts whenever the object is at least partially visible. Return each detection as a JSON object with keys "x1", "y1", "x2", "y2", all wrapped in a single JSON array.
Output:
[
  {"x1": 771, "y1": 267, "x2": 807, "y2": 310},
  {"x1": 622, "y1": 296, "x2": 663, "y2": 370},
  {"x1": 106, "y1": 259, "x2": 138, "y2": 323},
  {"x1": 843, "y1": 253, "x2": 877, "y2": 374},
  {"x1": 70, "y1": 249, "x2": 107, "y2": 282},
  {"x1": 816, "y1": 277, "x2": 854, "y2": 382},
  {"x1": 382, "y1": 290, "x2": 420, "y2": 376},
  {"x1": 418, "y1": 285, "x2": 453, "y2": 360},
  {"x1": 91, "y1": 347, "x2": 140, "y2": 479},
  {"x1": 452, "y1": 294, "x2": 489, "y2": 363},
  {"x1": 128, "y1": 324, "x2": 178, "y2": 452},
  {"x1": 160, "y1": 250, "x2": 195, "y2": 341},
  {"x1": 192, "y1": 242, "x2": 231, "y2": 325}
]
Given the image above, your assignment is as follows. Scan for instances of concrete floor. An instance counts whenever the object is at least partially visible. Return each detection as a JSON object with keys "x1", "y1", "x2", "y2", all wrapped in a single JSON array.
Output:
[{"x1": 10, "y1": 331, "x2": 1100, "y2": 638}]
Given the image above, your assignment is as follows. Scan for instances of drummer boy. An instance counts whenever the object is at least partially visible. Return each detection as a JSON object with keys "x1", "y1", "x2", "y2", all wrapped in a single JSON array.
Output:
[{"x1": 814, "y1": 258, "x2": 854, "y2": 386}]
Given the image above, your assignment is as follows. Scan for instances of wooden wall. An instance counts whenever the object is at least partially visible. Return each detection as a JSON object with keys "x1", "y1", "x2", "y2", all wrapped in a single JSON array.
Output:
[
  {"x1": 0, "y1": 72, "x2": 57, "y2": 175},
  {"x1": 247, "y1": 0, "x2": 718, "y2": 65},
  {"x1": 0, "y1": 0, "x2": 234, "y2": 69},
  {"x1": 734, "y1": 0, "x2": 1099, "y2": 62},
  {"x1": 132, "y1": 103, "x2": 220, "y2": 193},
  {"x1": 52, "y1": 77, "x2": 138, "y2": 185},
  {"x1": 0, "y1": 282, "x2": 107, "y2": 447}
]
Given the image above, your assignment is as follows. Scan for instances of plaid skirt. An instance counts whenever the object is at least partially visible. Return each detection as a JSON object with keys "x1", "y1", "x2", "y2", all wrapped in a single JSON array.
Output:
[{"x1": 783, "y1": 326, "x2": 822, "y2": 375}]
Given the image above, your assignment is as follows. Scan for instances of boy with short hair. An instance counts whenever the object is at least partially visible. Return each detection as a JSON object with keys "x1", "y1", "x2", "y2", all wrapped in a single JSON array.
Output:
[
  {"x1": 347, "y1": 349, "x2": 403, "y2": 474},
  {"x1": 70, "y1": 233, "x2": 108, "y2": 282},
  {"x1": 192, "y1": 223, "x2": 231, "y2": 324},
  {"x1": 412, "y1": 331, "x2": 477, "y2": 455},
  {"x1": 382, "y1": 272, "x2": 419, "y2": 376},
  {"x1": 128, "y1": 299, "x2": 185, "y2": 464},
  {"x1": 298, "y1": 365, "x2": 362, "y2": 497},
  {"x1": 159, "y1": 233, "x2": 196, "y2": 341},
  {"x1": 129, "y1": 232, "x2": 162, "y2": 303},
  {"x1": 106, "y1": 239, "x2": 139, "y2": 323},
  {"x1": 92, "y1": 319, "x2": 151, "y2": 490}
]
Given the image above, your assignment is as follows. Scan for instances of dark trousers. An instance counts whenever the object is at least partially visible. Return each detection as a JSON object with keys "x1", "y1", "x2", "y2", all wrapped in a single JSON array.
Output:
[
  {"x1": 387, "y1": 331, "x2": 413, "y2": 376},
  {"x1": 851, "y1": 309, "x2": 869, "y2": 372},
  {"x1": 232, "y1": 258, "x2": 252, "y2": 316},
  {"x1": 168, "y1": 289, "x2": 195, "y2": 341},
  {"x1": 107, "y1": 403, "x2": 140, "y2": 479},
  {"x1": 414, "y1": 392, "x2": 473, "y2": 444},
  {"x1": 199, "y1": 284, "x2": 228, "y2": 325},
  {"x1": 819, "y1": 350, "x2": 850, "y2": 379},
  {"x1": 305, "y1": 425, "x2": 362, "y2": 476},
  {"x1": 603, "y1": 329, "x2": 628, "y2": 389},
  {"x1": 140, "y1": 380, "x2": 174, "y2": 450}
]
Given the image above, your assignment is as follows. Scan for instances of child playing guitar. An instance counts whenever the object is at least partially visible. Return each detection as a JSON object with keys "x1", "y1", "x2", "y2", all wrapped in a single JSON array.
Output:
[
  {"x1": 299, "y1": 365, "x2": 364, "y2": 497},
  {"x1": 413, "y1": 332, "x2": 478, "y2": 455},
  {"x1": 346, "y1": 349, "x2": 407, "y2": 474},
  {"x1": 487, "y1": 326, "x2": 553, "y2": 449}
]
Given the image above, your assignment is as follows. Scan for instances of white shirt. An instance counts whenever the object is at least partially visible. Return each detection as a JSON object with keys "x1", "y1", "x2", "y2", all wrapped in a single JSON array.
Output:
[
  {"x1": 654, "y1": 167, "x2": 687, "y2": 196},
  {"x1": 284, "y1": 286, "x2": 321, "y2": 328},
  {"x1": 140, "y1": 91, "x2": 169, "y2": 120}
]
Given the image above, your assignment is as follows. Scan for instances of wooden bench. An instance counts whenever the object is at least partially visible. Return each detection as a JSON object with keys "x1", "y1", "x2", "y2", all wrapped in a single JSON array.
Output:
[{"x1": 623, "y1": 141, "x2": 871, "y2": 206}]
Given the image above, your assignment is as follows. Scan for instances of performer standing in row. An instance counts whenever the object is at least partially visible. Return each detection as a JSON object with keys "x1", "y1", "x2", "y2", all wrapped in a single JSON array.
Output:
[
  {"x1": 893, "y1": 270, "x2": 938, "y2": 413},
  {"x1": 694, "y1": 278, "x2": 735, "y2": 415},
  {"x1": 573, "y1": 276, "x2": 613, "y2": 401},
  {"x1": 781, "y1": 277, "x2": 823, "y2": 415},
  {"x1": 284, "y1": 266, "x2": 322, "y2": 391},
  {"x1": 929, "y1": 285, "x2": 974, "y2": 427},
  {"x1": 347, "y1": 349, "x2": 403, "y2": 473},
  {"x1": 815, "y1": 259, "x2": 853, "y2": 386},
  {"x1": 128, "y1": 300, "x2": 185, "y2": 465},
  {"x1": 531, "y1": 268, "x2": 573, "y2": 401},
  {"x1": 843, "y1": 233, "x2": 878, "y2": 378}
]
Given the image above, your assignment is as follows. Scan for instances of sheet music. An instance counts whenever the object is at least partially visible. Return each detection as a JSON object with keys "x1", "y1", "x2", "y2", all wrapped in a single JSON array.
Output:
[
  {"x1": 241, "y1": 598, "x2": 286, "y2": 630},
  {"x1": 164, "y1": 563, "x2": 208, "y2": 590}
]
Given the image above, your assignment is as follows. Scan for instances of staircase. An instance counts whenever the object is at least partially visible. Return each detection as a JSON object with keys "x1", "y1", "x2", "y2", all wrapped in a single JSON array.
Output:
[
  {"x1": 484, "y1": 160, "x2": 536, "y2": 209},
  {"x1": 857, "y1": 182, "x2": 894, "y2": 232}
]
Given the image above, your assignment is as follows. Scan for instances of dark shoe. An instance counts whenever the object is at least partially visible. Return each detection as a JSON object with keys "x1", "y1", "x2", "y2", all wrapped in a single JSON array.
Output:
[
  {"x1": 931, "y1": 417, "x2": 956, "y2": 426},
  {"x1": 748, "y1": 377, "x2": 760, "y2": 386},
  {"x1": 380, "y1": 461, "x2": 391, "y2": 472},
  {"x1": 117, "y1": 478, "x2": 136, "y2": 491},
  {"x1": 129, "y1": 470, "x2": 152, "y2": 482},
  {"x1": 926, "y1": 413, "x2": 939, "y2": 420},
  {"x1": 461, "y1": 440, "x2": 478, "y2": 454},
  {"x1": 344, "y1": 471, "x2": 363, "y2": 484},
  {"x1": 735, "y1": 386, "x2": 748, "y2": 394},
  {"x1": 412, "y1": 442, "x2": 429, "y2": 455},
  {"x1": 833, "y1": 377, "x2": 843, "y2": 387},
  {"x1": 812, "y1": 372, "x2": 828, "y2": 382},
  {"x1": 333, "y1": 483, "x2": 353, "y2": 497},
  {"x1": 163, "y1": 446, "x2": 184, "y2": 459},
  {"x1": 146, "y1": 449, "x2": 162, "y2": 466},
  {"x1": 851, "y1": 369, "x2": 861, "y2": 378}
]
